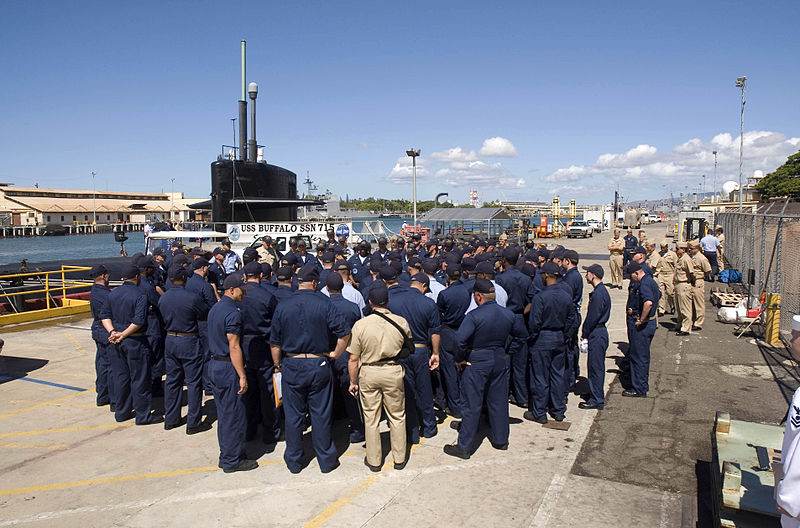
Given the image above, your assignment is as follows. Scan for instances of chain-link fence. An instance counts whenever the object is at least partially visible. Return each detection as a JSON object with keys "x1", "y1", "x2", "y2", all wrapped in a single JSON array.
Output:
[{"x1": 718, "y1": 210, "x2": 800, "y2": 340}]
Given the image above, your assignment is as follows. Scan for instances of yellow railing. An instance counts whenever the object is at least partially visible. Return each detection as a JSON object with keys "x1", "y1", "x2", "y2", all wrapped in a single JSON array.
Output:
[{"x1": 0, "y1": 266, "x2": 92, "y2": 325}]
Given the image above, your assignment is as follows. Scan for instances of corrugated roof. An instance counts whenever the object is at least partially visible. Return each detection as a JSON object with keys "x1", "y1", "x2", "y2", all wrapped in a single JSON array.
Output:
[
  {"x1": 419, "y1": 207, "x2": 512, "y2": 222},
  {"x1": 4, "y1": 196, "x2": 171, "y2": 213}
]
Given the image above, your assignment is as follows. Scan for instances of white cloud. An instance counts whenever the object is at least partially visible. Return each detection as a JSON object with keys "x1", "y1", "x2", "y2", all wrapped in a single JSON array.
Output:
[
  {"x1": 436, "y1": 160, "x2": 526, "y2": 189},
  {"x1": 478, "y1": 137, "x2": 518, "y2": 157},
  {"x1": 386, "y1": 136, "x2": 524, "y2": 189},
  {"x1": 385, "y1": 156, "x2": 431, "y2": 184},
  {"x1": 544, "y1": 130, "x2": 800, "y2": 189},
  {"x1": 430, "y1": 146, "x2": 478, "y2": 162},
  {"x1": 596, "y1": 144, "x2": 657, "y2": 167},
  {"x1": 359, "y1": 142, "x2": 375, "y2": 149},
  {"x1": 548, "y1": 184, "x2": 587, "y2": 195},
  {"x1": 542, "y1": 165, "x2": 590, "y2": 182}
]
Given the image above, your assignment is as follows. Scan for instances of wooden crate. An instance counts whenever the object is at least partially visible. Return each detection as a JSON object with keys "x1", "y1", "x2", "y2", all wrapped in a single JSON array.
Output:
[{"x1": 712, "y1": 292, "x2": 743, "y2": 307}]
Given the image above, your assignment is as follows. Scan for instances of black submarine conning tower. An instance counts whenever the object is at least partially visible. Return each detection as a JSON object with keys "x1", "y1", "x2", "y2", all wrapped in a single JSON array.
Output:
[{"x1": 210, "y1": 40, "x2": 322, "y2": 223}]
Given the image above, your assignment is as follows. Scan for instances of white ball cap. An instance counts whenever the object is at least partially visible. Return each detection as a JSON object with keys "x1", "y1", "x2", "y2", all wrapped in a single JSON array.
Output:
[{"x1": 793, "y1": 314, "x2": 800, "y2": 331}]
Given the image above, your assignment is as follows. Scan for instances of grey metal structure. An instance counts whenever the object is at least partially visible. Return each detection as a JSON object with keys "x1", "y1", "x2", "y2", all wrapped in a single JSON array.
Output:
[{"x1": 420, "y1": 207, "x2": 512, "y2": 237}]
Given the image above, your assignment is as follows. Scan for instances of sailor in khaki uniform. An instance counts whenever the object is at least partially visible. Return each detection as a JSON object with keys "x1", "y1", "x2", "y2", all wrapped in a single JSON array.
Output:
[
  {"x1": 716, "y1": 227, "x2": 726, "y2": 271},
  {"x1": 655, "y1": 240, "x2": 677, "y2": 316},
  {"x1": 607, "y1": 229, "x2": 625, "y2": 289},
  {"x1": 688, "y1": 240, "x2": 712, "y2": 331},
  {"x1": 776, "y1": 315, "x2": 800, "y2": 527},
  {"x1": 673, "y1": 242, "x2": 694, "y2": 335}
]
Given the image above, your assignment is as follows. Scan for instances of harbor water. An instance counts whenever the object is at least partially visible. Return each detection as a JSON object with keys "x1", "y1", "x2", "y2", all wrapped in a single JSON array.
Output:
[{"x1": 0, "y1": 218, "x2": 413, "y2": 266}]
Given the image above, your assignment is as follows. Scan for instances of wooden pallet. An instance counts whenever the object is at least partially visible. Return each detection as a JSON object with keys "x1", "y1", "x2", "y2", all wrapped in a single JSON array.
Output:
[{"x1": 712, "y1": 292, "x2": 743, "y2": 307}]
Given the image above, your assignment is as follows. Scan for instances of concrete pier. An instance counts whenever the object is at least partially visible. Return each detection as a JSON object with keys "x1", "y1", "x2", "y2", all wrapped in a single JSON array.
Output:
[{"x1": 0, "y1": 225, "x2": 789, "y2": 527}]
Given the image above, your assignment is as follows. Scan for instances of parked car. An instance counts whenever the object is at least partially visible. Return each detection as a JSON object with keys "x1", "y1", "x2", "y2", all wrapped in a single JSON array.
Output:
[
  {"x1": 567, "y1": 220, "x2": 593, "y2": 238},
  {"x1": 587, "y1": 219, "x2": 601, "y2": 233}
]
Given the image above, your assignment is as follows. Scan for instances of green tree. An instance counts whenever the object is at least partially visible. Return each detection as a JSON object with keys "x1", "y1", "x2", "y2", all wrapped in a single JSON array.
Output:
[{"x1": 756, "y1": 150, "x2": 800, "y2": 198}]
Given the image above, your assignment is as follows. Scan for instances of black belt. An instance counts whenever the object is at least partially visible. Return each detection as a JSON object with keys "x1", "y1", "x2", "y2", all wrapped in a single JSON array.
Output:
[
  {"x1": 212, "y1": 355, "x2": 231, "y2": 362},
  {"x1": 167, "y1": 331, "x2": 197, "y2": 337}
]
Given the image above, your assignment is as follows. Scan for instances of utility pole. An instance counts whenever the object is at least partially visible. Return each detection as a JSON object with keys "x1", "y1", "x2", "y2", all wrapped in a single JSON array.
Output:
[
  {"x1": 736, "y1": 76, "x2": 747, "y2": 212},
  {"x1": 170, "y1": 178, "x2": 175, "y2": 222},
  {"x1": 91, "y1": 171, "x2": 96, "y2": 230},
  {"x1": 712, "y1": 150, "x2": 718, "y2": 202}
]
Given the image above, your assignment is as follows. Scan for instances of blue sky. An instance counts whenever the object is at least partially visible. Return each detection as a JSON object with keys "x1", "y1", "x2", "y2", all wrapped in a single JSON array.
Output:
[{"x1": 1, "y1": 1, "x2": 798, "y2": 205}]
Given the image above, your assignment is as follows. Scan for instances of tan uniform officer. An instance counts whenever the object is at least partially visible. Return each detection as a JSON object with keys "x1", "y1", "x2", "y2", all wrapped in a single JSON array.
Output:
[
  {"x1": 689, "y1": 241, "x2": 712, "y2": 331},
  {"x1": 348, "y1": 283, "x2": 411, "y2": 471},
  {"x1": 607, "y1": 229, "x2": 625, "y2": 289},
  {"x1": 674, "y1": 242, "x2": 694, "y2": 335},
  {"x1": 645, "y1": 241, "x2": 660, "y2": 273},
  {"x1": 716, "y1": 227, "x2": 725, "y2": 270},
  {"x1": 655, "y1": 241, "x2": 677, "y2": 315}
]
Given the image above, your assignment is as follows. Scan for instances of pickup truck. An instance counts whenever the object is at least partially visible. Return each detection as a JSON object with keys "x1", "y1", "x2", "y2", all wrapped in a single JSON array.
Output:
[
  {"x1": 567, "y1": 220, "x2": 593, "y2": 238},
  {"x1": 587, "y1": 219, "x2": 601, "y2": 233}
]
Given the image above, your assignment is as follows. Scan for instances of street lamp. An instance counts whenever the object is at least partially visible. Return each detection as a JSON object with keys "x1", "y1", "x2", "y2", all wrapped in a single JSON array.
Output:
[
  {"x1": 702, "y1": 174, "x2": 706, "y2": 201},
  {"x1": 712, "y1": 150, "x2": 718, "y2": 202},
  {"x1": 91, "y1": 171, "x2": 96, "y2": 229},
  {"x1": 170, "y1": 178, "x2": 175, "y2": 222},
  {"x1": 735, "y1": 76, "x2": 746, "y2": 212},
  {"x1": 406, "y1": 149, "x2": 421, "y2": 229}
]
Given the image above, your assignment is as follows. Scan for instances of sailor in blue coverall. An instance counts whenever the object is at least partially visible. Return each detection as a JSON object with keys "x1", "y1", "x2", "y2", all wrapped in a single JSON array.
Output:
[
  {"x1": 158, "y1": 265, "x2": 209, "y2": 433},
  {"x1": 100, "y1": 264, "x2": 161, "y2": 425},
  {"x1": 207, "y1": 273, "x2": 258, "y2": 473},
  {"x1": 444, "y1": 278, "x2": 527, "y2": 459},
  {"x1": 270, "y1": 265, "x2": 351, "y2": 474},
  {"x1": 524, "y1": 262, "x2": 577, "y2": 424}
]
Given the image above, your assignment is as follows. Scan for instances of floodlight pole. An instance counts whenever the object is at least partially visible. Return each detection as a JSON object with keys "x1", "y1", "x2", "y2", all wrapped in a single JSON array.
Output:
[
  {"x1": 406, "y1": 149, "x2": 421, "y2": 229},
  {"x1": 712, "y1": 150, "x2": 718, "y2": 202},
  {"x1": 736, "y1": 76, "x2": 746, "y2": 212},
  {"x1": 91, "y1": 171, "x2": 96, "y2": 229}
]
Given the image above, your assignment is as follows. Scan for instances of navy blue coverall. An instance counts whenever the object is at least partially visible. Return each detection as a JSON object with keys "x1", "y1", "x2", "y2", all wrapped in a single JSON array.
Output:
[
  {"x1": 101, "y1": 282, "x2": 154, "y2": 425},
  {"x1": 186, "y1": 272, "x2": 217, "y2": 393},
  {"x1": 527, "y1": 283, "x2": 577, "y2": 420},
  {"x1": 270, "y1": 290, "x2": 351, "y2": 473},
  {"x1": 207, "y1": 295, "x2": 246, "y2": 470},
  {"x1": 90, "y1": 283, "x2": 115, "y2": 407},
  {"x1": 560, "y1": 266, "x2": 583, "y2": 400},
  {"x1": 456, "y1": 300, "x2": 527, "y2": 451},
  {"x1": 140, "y1": 273, "x2": 165, "y2": 393},
  {"x1": 328, "y1": 294, "x2": 364, "y2": 441},
  {"x1": 158, "y1": 284, "x2": 206, "y2": 428},
  {"x1": 626, "y1": 274, "x2": 660, "y2": 395},
  {"x1": 581, "y1": 282, "x2": 611, "y2": 406},
  {"x1": 496, "y1": 266, "x2": 532, "y2": 406},
  {"x1": 239, "y1": 281, "x2": 280, "y2": 443},
  {"x1": 436, "y1": 281, "x2": 470, "y2": 416},
  {"x1": 388, "y1": 285, "x2": 442, "y2": 442}
]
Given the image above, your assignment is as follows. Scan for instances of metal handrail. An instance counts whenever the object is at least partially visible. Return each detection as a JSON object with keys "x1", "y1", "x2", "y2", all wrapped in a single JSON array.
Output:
[
  {"x1": 0, "y1": 266, "x2": 91, "y2": 280},
  {"x1": 0, "y1": 283, "x2": 92, "y2": 298},
  {"x1": 0, "y1": 266, "x2": 91, "y2": 300}
]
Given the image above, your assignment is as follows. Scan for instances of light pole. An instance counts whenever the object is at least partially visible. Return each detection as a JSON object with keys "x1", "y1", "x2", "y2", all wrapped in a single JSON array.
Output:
[
  {"x1": 406, "y1": 149, "x2": 421, "y2": 229},
  {"x1": 702, "y1": 174, "x2": 706, "y2": 201},
  {"x1": 735, "y1": 76, "x2": 746, "y2": 211},
  {"x1": 170, "y1": 178, "x2": 175, "y2": 222},
  {"x1": 91, "y1": 171, "x2": 96, "y2": 229},
  {"x1": 712, "y1": 150, "x2": 718, "y2": 202}
]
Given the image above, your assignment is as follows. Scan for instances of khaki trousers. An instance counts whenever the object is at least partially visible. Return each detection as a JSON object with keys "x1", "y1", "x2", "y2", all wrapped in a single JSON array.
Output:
[
  {"x1": 359, "y1": 363, "x2": 406, "y2": 466},
  {"x1": 657, "y1": 277, "x2": 675, "y2": 314},
  {"x1": 609, "y1": 254, "x2": 623, "y2": 287},
  {"x1": 692, "y1": 280, "x2": 706, "y2": 328},
  {"x1": 675, "y1": 282, "x2": 693, "y2": 333}
]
